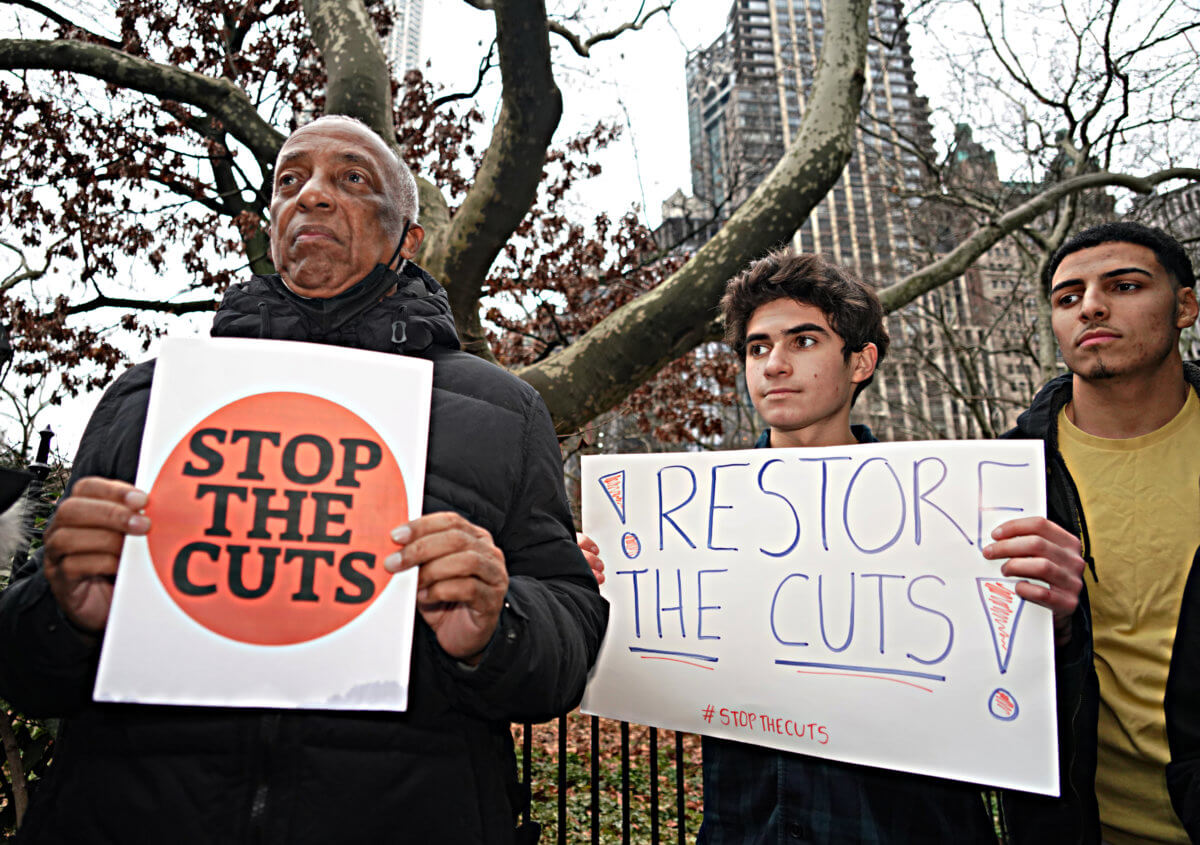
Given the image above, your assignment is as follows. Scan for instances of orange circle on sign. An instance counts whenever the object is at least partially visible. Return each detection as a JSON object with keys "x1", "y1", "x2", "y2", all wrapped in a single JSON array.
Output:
[{"x1": 146, "y1": 392, "x2": 406, "y2": 646}]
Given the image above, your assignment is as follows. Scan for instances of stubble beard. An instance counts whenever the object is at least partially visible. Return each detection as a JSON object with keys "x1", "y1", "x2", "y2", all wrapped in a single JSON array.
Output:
[{"x1": 1082, "y1": 358, "x2": 1114, "y2": 381}]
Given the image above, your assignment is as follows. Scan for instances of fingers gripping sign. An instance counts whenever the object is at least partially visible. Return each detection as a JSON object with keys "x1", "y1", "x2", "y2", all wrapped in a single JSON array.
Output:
[
  {"x1": 983, "y1": 516, "x2": 1085, "y2": 646},
  {"x1": 577, "y1": 532, "x2": 605, "y2": 585},
  {"x1": 384, "y1": 512, "x2": 508, "y2": 665},
  {"x1": 43, "y1": 477, "x2": 151, "y2": 634}
]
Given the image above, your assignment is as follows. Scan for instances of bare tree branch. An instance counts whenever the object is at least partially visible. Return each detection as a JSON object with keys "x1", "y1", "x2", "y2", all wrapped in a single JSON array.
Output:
[
  {"x1": 432, "y1": 39, "x2": 496, "y2": 108},
  {"x1": 0, "y1": 0, "x2": 122, "y2": 49},
  {"x1": 0, "y1": 38, "x2": 285, "y2": 166},
  {"x1": 877, "y1": 168, "x2": 1200, "y2": 312},
  {"x1": 547, "y1": 3, "x2": 675, "y2": 58},
  {"x1": 60, "y1": 295, "x2": 218, "y2": 317}
]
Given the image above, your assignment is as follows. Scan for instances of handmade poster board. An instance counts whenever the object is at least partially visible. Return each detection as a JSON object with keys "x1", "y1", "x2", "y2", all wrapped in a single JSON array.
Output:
[
  {"x1": 95, "y1": 337, "x2": 431, "y2": 711},
  {"x1": 581, "y1": 440, "x2": 1057, "y2": 794}
]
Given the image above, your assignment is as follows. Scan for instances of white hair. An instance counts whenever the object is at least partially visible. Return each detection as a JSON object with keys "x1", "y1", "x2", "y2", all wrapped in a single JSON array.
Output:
[{"x1": 293, "y1": 115, "x2": 420, "y2": 225}]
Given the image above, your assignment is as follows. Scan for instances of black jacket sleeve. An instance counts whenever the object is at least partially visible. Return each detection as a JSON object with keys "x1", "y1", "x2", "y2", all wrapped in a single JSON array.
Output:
[
  {"x1": 429, "y1": 388, "x2": 608, "y2": 723},
  {"x1": 0, "y1": 362, "x2": 154, "y2": 716},
  {"x1": 1166, "y1": 547, "x2": 1200, "y2": 839}
]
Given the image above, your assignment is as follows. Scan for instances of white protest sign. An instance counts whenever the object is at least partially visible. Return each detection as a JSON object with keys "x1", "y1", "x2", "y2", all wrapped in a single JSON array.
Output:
[
  {"x1": 95, "y1": 337, "x2": 431, "y2": 711},
  {"x1": 581, "y1": 440, "x2": 1057, "y2": 795}
]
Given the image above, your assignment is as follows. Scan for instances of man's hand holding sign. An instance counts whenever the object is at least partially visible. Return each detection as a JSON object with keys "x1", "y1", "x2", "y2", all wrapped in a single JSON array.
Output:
[
  {"x1": 984, "y1": 516, "x2": 1085, "y2": 646},
  {"x1": 387, "y1": 513, "x2": 509, "y2": 664},
  {"x1": 43, "y1": 478, "x2": 149, "y2": 635}
]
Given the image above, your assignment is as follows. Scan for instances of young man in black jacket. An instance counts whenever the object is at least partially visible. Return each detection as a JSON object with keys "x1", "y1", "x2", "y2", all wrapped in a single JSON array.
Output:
[
  {"x1": 0, "y1": 116, "x2": 607, "y2": 844},
  {"x1": 1000, "y1": 222, "x2": 1200, "y2": 845},
  {"x1": 584, "y1": 249, "x2": 1086, "y2": 842}
]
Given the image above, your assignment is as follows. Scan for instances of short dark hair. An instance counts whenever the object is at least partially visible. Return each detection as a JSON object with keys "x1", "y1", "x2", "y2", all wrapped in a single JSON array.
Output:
[
  {"x1": 1045, "y1": 222, "x2": 1195, "y2": 289},
  {"x1": 721, "y1": 249, "x2": 890, "y2": 401}
]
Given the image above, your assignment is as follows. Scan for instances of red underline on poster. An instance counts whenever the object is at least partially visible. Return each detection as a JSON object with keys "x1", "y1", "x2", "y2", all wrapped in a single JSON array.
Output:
[
  {"x1": 638, "y1": 656, "x2": 717, "y2": 670},
  {"x1": 790, "y1": 669, "x2": 934, "y2": 693},
  {"x1": 630, "y1": 647, "x2": 719, "y2": 670}
]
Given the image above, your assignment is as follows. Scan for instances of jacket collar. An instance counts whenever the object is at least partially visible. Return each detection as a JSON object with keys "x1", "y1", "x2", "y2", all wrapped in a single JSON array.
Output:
[{"x1": 210, "y1": 261, "x2": 460, "y2": 355}]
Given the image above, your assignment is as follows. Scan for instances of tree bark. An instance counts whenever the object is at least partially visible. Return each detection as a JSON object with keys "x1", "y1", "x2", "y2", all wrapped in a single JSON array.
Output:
[{"x1": 302, "y1": 0, "x2": 394, "y2": 139}]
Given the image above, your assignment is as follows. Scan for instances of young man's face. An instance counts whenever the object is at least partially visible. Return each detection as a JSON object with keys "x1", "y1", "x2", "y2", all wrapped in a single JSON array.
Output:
[
  {"x1": 1050, "y1": 241, "x2": 1198, "y2": 383},
  {"x1": 744, "y1": 298, "x2": 876, "y2": 447}
]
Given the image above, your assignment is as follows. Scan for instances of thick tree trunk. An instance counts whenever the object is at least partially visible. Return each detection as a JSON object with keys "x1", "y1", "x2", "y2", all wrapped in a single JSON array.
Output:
[{"x1": 420, "y1": 0, "x2": 563, "y2": 362}]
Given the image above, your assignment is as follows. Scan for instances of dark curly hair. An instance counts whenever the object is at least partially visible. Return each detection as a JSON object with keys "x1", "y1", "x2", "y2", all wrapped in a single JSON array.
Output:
[
  {"x1": 721, "y1": 249, "x2": 890, "y2": 402},
  {"x1": 1046, "y1": 222, "x2": 1195, "y2": 289}
]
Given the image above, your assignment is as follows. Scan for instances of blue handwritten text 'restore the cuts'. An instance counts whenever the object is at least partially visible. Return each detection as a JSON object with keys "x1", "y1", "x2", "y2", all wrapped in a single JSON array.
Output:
[{"x1": 608, "y1": 453, "x2": 1032, "y2": 675}]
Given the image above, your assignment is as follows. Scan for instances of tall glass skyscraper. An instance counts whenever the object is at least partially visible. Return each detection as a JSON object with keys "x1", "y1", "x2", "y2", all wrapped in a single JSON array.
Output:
[{"x1": 385, "y1": 0, "x2": 423, "y2": 73}]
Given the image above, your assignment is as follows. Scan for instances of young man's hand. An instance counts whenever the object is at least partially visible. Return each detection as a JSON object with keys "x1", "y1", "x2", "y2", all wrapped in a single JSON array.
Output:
[{"x1": 983, "y1": 516, "x2": 1085, "y2": 646}]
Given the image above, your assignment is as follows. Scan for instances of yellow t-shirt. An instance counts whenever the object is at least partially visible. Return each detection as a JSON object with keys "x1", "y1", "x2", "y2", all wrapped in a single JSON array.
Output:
[{"x1": 1058, "y1": 388, "x2": 1200, "y2": 845}]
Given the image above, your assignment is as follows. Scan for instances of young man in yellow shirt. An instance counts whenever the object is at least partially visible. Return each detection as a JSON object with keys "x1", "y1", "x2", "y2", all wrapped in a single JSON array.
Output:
[{"x1": 1001, "y1": 222, "x2": 1200, "y2": 844}]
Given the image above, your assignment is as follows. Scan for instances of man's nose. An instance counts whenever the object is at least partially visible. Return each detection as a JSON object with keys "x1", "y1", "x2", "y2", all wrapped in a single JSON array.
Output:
[
  {"x1": 296, "y1": 171, "x2": 334, "y2": 210},
  {"x1": 764, "y1": 345, "x2": 790, "y2": 374},
  {"x1": 1080, "y1": 286, "x2": 1109, "y2": 321}
]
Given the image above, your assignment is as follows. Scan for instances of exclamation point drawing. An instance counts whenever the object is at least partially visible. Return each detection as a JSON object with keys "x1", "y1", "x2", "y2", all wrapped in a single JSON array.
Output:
[
  {"x1": 599, "y1": 470, "x2": 641, "y2": 558},
  {"x1": 976, "y1": 577, "x2": 1026, "y2": 721}
]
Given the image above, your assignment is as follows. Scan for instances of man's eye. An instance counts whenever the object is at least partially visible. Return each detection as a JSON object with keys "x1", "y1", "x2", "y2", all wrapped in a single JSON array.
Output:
[
  {"x1": 1056, "y1": 293, "x2": 1080, "y2": 307},
  {"x1": 747, "y1": 343, "x2": 768, "y2": 357},
  {"x1": 1115, "y1": 282, "x2": 1140, "y2": 292},
  {"x1": 346, "y1": 171, "x2": 365, "y2": 184},
  {"x1": 278, "y1": 173, "x2": 297, "y2": 187},
  {"x1": 795, "y1": 336, "x2": 816, "y2": 348}
]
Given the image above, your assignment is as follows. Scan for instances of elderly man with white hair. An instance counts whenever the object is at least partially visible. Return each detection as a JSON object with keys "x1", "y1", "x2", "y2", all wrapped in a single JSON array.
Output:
[{"x1": 0, "y1": 116, "x2": 606, "y2": 845}]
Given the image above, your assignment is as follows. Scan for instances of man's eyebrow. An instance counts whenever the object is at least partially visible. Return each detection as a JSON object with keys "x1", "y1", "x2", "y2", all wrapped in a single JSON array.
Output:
[
  {"x1": 276, "y1": 150, "x2": 377, "y2": 170},
  {"x1": 784, "y1": 323, "x2": 829, "y2": 336},
  {"x1": 1101, "y1": 266, "x2": 1153, "y2": 280},
  {"x1": 337, "y1": 151, "x2": 375, "y2": 168},
  {"x1": 745, "y1": 323, "x2": 829, "y2": 344},
  {"x1": 1050, "y1": 266, "x2": 1154, "y2": 295}
]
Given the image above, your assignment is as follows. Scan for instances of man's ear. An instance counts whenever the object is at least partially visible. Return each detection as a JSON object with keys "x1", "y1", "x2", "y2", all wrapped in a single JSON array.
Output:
[
  {"x1": 401, "y1": 223, "x2": 425, "y2": 260},
  {"x1": 850, "y1": 342, "x2": 879, "y2": 385},
  {"x1": 1175, "y1": 285, "x2": 1198, "y2": 331}
]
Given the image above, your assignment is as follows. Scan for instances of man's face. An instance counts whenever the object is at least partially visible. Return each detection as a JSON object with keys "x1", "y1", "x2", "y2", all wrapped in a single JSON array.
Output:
[
  {"x1": 1050, "y1": 241, "x2": 1198, "y2": 382},
  {"x1": 269, "y1": 121, "x2": 404, "y2": 299},
  {"x1": 744, "y1": 298, "x2": 876, "y2": 446}
]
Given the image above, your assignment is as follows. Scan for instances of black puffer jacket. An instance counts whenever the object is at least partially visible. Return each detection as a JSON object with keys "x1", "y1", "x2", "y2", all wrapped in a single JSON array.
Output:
[
  {"x1": 998, "y1": 361, "x2": 1200, "y2": 845},
  {"x1": 0, "y1": 264, "x2": 608, "y2": 844}
]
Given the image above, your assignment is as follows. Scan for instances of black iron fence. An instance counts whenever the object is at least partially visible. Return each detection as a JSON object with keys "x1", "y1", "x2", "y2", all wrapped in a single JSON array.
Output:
[{"x1": 516, "y1": 714, "x2": 700, "y2": 844}]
